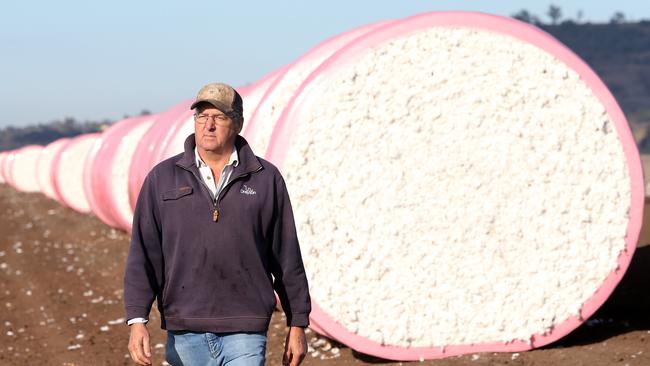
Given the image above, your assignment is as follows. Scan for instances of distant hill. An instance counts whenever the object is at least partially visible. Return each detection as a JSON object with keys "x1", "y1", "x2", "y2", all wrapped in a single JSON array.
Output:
[
  {"x1": 538, "y1": 21, "x2": 650, "y2": 151},
  {"x1": 0, "y1": 118, "x2": 108, "y2": 152}
]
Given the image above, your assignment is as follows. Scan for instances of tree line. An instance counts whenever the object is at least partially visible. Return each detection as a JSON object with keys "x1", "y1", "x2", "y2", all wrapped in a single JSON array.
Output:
[
  {"x1": 513, "y1": 5, "x2": 638, "y2": 26},
  {"x1": 0, "y1": 110, "x2": 151, "y2": 152}
]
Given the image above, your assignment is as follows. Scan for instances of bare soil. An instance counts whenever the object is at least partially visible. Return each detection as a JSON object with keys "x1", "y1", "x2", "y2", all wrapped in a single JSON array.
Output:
[{"x1": 0, "y1": 184, "x2": 648, "y2": 365}]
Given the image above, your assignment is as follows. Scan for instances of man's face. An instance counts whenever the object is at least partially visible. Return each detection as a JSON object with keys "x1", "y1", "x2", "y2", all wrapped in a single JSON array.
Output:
[{"x1": 194, "y1": 105, "x2": 240, "y2": 153}]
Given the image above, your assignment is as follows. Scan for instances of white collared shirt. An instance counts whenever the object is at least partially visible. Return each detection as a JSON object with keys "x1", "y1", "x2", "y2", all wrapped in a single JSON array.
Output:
[{"x1": 195, "y1": 145, "x2": 239, "y2": 200}]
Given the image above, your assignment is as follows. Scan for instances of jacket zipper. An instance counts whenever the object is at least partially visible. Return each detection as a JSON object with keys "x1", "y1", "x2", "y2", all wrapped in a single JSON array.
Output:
[
  {"x1": 179, "y1": 165, "x2": 262, "y2": 222},
  {"x1": 182, "y1": 167, "x2": 219, "y2": 220}
]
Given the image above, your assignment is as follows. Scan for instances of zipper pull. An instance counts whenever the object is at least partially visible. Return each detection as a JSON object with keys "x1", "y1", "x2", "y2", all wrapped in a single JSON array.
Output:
[{"x1": 213, "y1": 207, "x2": 219, "y2": 222}]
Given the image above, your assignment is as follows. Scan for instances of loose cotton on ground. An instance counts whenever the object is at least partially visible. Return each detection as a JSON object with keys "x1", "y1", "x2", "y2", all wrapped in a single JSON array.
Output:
[{"x1": 274, "y1": 27, "x2": 632, "y2": 348}]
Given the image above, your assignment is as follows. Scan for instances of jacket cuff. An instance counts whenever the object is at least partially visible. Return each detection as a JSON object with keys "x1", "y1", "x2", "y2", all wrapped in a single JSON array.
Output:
[
  {"x1": 287, "y1": 312, "x2": 310, "y2": 327},
  {"x1": 125, "y1": 306, "x2": 151, "y2": 321}
]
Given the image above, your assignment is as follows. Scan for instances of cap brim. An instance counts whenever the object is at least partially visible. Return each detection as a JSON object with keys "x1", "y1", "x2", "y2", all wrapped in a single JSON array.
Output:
[{"x1": 190, "y1": 99, "x2": 231, "y2": 114}]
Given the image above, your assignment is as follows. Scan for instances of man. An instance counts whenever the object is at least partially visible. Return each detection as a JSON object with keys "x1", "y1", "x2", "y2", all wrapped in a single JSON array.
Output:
[{"x1": 124, "y1": 82, "x2": 311, "y2": 366}]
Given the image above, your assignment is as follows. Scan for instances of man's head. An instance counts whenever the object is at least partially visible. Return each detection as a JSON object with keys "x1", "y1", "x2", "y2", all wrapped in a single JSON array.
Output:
[{"x1": 191, "y1": 82, "x2": 244, "y2": 153}]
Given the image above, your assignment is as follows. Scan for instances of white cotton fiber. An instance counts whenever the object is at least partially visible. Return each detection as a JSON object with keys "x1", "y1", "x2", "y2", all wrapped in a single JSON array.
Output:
[{"x1": 281, "y1": 28, "x2": 630, "y2": 347}]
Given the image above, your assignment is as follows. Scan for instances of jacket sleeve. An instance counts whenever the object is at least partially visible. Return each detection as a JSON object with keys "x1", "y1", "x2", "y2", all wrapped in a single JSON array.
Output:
[
  {"x1": 123, "y1": 171, "x2": 164, "y2": 321},
  {"x1": 269, "y1": 173, "x2": 312, "y2": 327}
]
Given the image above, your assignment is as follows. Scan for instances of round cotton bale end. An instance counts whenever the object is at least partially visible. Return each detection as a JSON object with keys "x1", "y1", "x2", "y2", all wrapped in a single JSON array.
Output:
[
  {"x1": 10, "y1": 145, "x2": 44, "y2": 193},
  {"x1": 37, "y1": 138, "x2": 72, "y2": 201},
  {"x1": 53, "y1": 134, "x2": 100, "y2": 213},
  {"x1": 268, "y1": 12, "x2": 643, "y2": 360}
]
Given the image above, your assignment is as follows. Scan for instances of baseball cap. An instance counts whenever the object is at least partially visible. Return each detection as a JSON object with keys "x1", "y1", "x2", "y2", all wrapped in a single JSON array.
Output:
[{"x1": 190, "y1": 82, "x2": 243, "y2": 117}]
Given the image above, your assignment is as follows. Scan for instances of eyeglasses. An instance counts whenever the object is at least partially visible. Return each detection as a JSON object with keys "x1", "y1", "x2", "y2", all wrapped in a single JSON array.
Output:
[{"x1": 194, "y1": 113, "x2": 231, "y2": 126}]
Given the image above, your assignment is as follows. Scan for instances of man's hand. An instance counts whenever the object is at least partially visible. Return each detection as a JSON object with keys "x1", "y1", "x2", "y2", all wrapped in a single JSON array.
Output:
[
  {"x1": 282, "y1": 326, "x2": 307, "y2": 366},
  {"x1": 128, "y1": 323, "x2": 152, "y2": 365}
]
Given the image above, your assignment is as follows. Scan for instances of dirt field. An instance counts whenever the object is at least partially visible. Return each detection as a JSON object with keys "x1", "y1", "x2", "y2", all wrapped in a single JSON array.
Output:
[{"x1": 0, "y1": 184, "x2": 649, "y2": 365}]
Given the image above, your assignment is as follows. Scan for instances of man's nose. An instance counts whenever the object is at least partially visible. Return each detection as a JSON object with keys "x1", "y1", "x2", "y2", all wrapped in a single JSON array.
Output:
[{"x1": 204, "y1": 120, "x2": 217, "y2": 130}]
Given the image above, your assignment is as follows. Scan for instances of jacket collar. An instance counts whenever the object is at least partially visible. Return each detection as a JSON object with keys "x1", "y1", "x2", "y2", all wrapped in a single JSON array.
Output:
[
  {"x1": 195, "y1": 145, "x2": 238, "y2": 168},
  {"x1": 176, "y1": 134, "x2": 263, "y2": 176}
]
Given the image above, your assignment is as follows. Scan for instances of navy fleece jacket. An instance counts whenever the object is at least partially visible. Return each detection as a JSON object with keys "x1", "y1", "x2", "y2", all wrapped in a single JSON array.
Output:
[{"x1": 123, "y1": 134, "x2": 311, "y2": 332}]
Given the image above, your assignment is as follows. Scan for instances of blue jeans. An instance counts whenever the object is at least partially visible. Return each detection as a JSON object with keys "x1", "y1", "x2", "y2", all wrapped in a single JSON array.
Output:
[{"x1": 165, "y1": 330, "x2": 267, "y2": 366}]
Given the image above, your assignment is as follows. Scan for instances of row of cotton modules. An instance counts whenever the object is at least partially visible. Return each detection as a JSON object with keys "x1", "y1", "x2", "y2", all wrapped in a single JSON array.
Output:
[{"x1": 0, "y1": 11, "x2": 644, "y2": 361}]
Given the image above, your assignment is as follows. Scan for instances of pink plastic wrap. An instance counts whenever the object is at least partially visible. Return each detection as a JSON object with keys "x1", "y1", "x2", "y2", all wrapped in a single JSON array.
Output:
[
  {"x1": 9, "y1": 145, "x2": 43, "y2": 193},
  {"x1": 85, "y1": 116, "x2": 156, "y2": 231},
  {"x1": 52, "y1": 134, "x2": 100, "y2": 213},
  {"x1": 37, "y1": 138, "x2": 72, "y2": 201},
  {"x1": 240, "y1": 66, "x2": 290, "y2": 135},
  {"x1": 83, "y1": 129, "x2": 116, "y2": 227},
  {"x1": 268, "y1": 12, "x2": 644, "y2": 360},
  {"x1": 147, "y1": 108, "x2": 194, "y2": 170},
  {"x1": 84, "y1": 117, "x2": 146, "y2": 228},
  {"x1": 128, "y1": 101, "x2": 192, "y2": 211},
  {"x1": 245, "y1": 21, "x2": 392, "y2": 157},
  {"x1": 3, "y1": 151, "x2": 17, "y2": 188}
]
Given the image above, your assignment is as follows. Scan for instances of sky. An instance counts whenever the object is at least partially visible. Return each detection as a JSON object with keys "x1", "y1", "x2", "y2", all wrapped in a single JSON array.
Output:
[{"x1": 1, "y1": 1, "x2": 648, "y2": 128}]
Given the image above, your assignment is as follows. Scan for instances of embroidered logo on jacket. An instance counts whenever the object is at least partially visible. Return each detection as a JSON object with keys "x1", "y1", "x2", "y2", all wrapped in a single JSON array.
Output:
[{"x1": 240, "y1": 185, "x2": 257, "y2": 195}]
